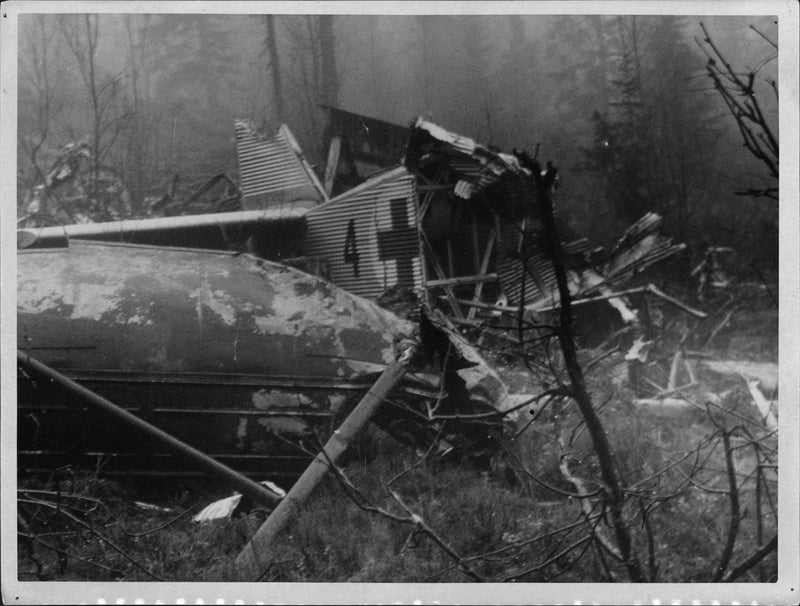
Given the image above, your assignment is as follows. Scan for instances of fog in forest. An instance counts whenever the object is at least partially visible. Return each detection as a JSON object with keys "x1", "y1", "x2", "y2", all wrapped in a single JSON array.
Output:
[{"x1": 16, "y1": 13, "x2": 779, "y2": 272}]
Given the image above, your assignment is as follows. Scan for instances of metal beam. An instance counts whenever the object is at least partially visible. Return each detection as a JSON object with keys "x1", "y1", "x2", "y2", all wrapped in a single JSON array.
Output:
[
  {"x1": 425, "y1": 273, "x2": 499, "y2": 288},
  {"x1": 235, "y1": 358, "x2": 411, "y2": 581},
  {"x1": 17, "y1": 351, "x2": 283, "y2": 508}
]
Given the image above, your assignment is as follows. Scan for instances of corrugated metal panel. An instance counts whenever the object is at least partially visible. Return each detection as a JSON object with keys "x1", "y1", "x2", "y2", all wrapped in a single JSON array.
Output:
[
  {"x1": 235, "y1": 121, "x2": 328, "y2": 209},
  {"x1": 496, "y1": 222, "x2": 594, "y2": 307},
  {"x1": 304, "y1": 166, "x2": 421, "y2": 298}
]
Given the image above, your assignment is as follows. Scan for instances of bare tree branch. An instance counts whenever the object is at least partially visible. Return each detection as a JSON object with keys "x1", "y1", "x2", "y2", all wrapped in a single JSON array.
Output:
[{"x1": 722, "y1": 534, "x2": 777, "y2": 582}]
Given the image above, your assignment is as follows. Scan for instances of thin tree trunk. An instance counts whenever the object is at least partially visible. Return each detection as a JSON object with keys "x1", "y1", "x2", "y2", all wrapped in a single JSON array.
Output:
[
  {"x1": 318, "y1": 15, "x2": 338, "y2": 107},
  {"x1": 530, "y1": 159, "x2": 646, "y2": 583},
  {"x1": 85, "y1": 15, "x2": 101, "y2": 208},
  {"x1": 265, "y1": 15, "x2": 286, "y2": 123}
]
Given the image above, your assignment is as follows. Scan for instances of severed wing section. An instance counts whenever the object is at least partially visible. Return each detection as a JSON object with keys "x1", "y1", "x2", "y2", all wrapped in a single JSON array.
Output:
[{"x1": 16, "y1": 207, "x2": 311, "y2": 260}]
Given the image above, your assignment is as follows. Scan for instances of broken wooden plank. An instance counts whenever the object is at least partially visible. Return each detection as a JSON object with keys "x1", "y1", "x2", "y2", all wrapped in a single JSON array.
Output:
[
  {"x1": 420, "y1": 229, "x2": 464, "y2": 318},
  {"x1": 425, "y1": 273, "x2": 499, "y2": 288},
  {"x1": 414, "y1": 188, "x2": 431, "y2": 306},
  {"x1": 323, "y1": 135, "x2": 342, "y2": 195},
  {"x1": 528, "y1": 285, "x2": 650, "y2": 313},
  {"x1": 668, "y1": 350, "x2": 684, "y2": 392},
  {"x1": 235, "y1": 359, "x2": 411, "y2": 581},
  {"x1": 468, "y1": 231, "x2": 497, "y2": 321},
  {"x1": 704, "y1": 309, "x2": 734, "y2": 349},
  {"x1": 645, "y1": 284, "x2": 707, "y2": 318},
  {"x1": 528, "y1": 283, "x2": 706, "y2": 319}
]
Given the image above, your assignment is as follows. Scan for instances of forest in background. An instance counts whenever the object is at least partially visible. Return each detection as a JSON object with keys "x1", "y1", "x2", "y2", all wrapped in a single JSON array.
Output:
[
  {"x1": 16, "y1": 13, "x2": 779, "y2": 277},
  {"x1": 13, "y1": 12, "x2": 785, "y2": 586}
]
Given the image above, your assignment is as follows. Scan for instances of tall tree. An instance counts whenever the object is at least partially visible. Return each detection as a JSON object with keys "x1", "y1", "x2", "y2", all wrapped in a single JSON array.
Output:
[
  {"x1": 17, "y1": 14, "x2": 65, "y2": 206},
  {"x1": 263, "y1": 15, "x2": 286, "y2": 124},
  {"x1": 643, "y1": 16, "x2": 720, "y2": 241},
  {"x1": 584, "y1": 16, "x2": 720, "y2": 242},
  {"x1": 145, "y1": 15, "x2": 246, "y2": 175},
  {"x1": 318, "y1": 15, "x2": 339, "y2": 108},
  {"x1": 280, "y1": 14, "x2": 342, "y2": 162},
  {"x1": 58, "y1": 14, "x2": 132, "y2": 218},
  {"x1": 698, "y1": 21, "x2": 778, "y2": 201},
  {"x1": 493, "y1": 17, "x2": 549, "y2": 151},
  {"x1": 122, "y1": 14, "x2": 157, "y2": 213},
  {"x1": 584, "y1": 17, "x2": 654, "y2": 227}
]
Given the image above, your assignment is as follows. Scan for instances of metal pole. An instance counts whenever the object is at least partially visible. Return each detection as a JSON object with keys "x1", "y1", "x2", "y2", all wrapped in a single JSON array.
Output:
[
  {"x1": 17, "y1": 351, "x2": 282, "y2": 508},
  {"x1": 235, "y1": 359, "x2": 410, "y2": 581}
]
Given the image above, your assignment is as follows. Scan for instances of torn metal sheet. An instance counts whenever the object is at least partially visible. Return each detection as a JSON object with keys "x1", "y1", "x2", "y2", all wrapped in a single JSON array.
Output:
[
  {"x1": 405, "y1": 119, "x2": 689, "y2": 326},
  {"x1": 235, "y1": 120, "x2": 329, "y2": 209},
  {"x1": 407, "y1": 117, "x2": 528, "y2": 198},
  {"x1": 499, "y1": 213, "x2": 685, "y2": 313}
]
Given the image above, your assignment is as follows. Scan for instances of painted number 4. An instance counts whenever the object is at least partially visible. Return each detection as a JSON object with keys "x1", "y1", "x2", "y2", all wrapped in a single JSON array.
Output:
[{"x1": 344, "y1": 219, "x2": 360, "y2": 277}]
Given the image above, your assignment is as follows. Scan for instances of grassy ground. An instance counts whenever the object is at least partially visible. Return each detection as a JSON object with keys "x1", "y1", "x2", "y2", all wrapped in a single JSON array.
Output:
[{"x1": 17, "y1": 284, "x2": 778, "y2": 582}]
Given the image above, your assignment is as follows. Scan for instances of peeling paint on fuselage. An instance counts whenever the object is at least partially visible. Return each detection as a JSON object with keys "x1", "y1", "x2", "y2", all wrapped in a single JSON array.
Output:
[
  {"x1": 18, "y1": 242, "x2": 408, "y2": 377},
  {"x1": 17, "y1": 241, "x2": 518, "y2": 476},
  {"x1": 17, "y1": 241, "x2": 417, "y2": 475},
  {"x1": 252, "y1": 389, "x2": 314, "y2": 410}
]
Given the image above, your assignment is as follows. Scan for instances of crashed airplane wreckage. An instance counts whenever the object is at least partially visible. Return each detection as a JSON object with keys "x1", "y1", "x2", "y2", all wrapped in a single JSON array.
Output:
[
  {"x1": 17, "y1": 240, "x2": 518, "y2": 479},
  {"x1": 17, "y1": 116, "x2": 696, "y2": 481}
]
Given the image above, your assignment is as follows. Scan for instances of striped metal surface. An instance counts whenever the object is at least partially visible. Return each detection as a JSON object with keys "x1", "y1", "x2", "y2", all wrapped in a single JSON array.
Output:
[
  {"x1": 304, "y1": 166, "x2": 421, "y2": 298},
  {"x1": 235, "y1": 120, "x2": 328, "y2": 209},
  {"x1": 496, "y1": 220, "x2": 595, "y2": 307},
  {"x1": 497, "y1": 213, "x2": 683, "y2": 308}
]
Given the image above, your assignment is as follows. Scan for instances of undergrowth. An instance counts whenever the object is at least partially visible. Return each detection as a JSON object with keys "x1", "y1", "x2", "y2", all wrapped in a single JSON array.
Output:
[{"x1": 17, "y1": 287, "x2": 778, "y2": 582}]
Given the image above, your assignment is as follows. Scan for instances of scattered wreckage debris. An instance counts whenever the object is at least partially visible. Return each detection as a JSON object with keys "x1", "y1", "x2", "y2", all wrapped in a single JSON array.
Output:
[
  {"x1": 403, "y1": 118, "x2": 693, "y2": 334},
  {"x1": 147, "y1": 173, "x2": 243, "y2": 217},
  {"x1": 17, "y1": 240, "x2": 524, "y2": 480},
  {"x1": 193, "y1": 481, "x2": 287, "y2": 523},
  {"x1": 691, "y1": 244, "x2": 733, "y2": 300},
  {"x1": 625, "y1": 340, "x2": 778, "y2": 431},
  {"x1": 17, "y1": 351, "x2": 284, "y2": 510},
  {"x1": 19, "y1": 116, "x2": 696, "y2": 336},
  {"x1": 16, "y1": 111, "x2": 714, "y2": 486},
  {"x1": 19, "y1": 141, "x2": 132, "y2": 228}
]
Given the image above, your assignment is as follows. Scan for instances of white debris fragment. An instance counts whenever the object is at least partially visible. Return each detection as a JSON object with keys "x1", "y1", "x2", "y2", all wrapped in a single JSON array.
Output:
[
  {"x1": 746, "y1": 379, "x2": 778, "y2": 433},
  {"x1": 624, "y1": 336, "x2": 653, "y2": 362},
  {"x1": 193, "y1": 494, "x2": 243, "y2": 522},
  {"x1": 193, "y1": 481, "x2": 286, "y2": 523},
  {"x1": 134, "y1": 501, "x2": 173, "y2": 512}
]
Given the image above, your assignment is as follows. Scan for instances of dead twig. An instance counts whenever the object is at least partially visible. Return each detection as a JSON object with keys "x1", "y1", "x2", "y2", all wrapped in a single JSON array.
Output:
[
  {"x1": 387, "y1": 488, "x2": 486, "y2": 582},
  {"x1": 703, "y1": 309, "x2": 734, "y2": 350},
  {"x1": 500, "y1": 534, "x2": 593, "y2": 582},
  {"x1": 19, "y1": 532, "x2": 126, "y2": 577},
  {"x1": 18, "y1": 497, "x2": 162, "y2": 581},
  {"x1": 721, "y1": 534, "x2": 777, "y2": 582},
  {"x1": 558, "y1": 444, "x2": 623, "y2": 562}
]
